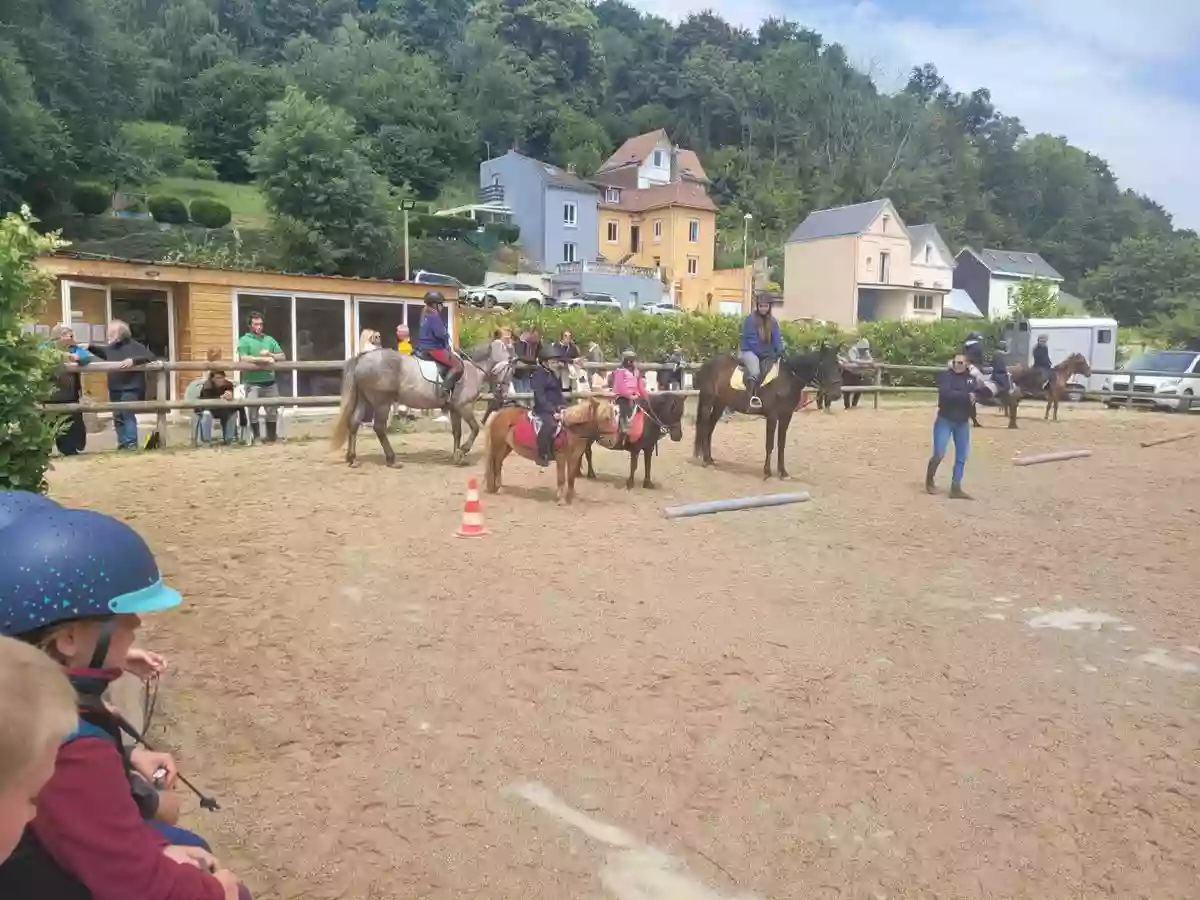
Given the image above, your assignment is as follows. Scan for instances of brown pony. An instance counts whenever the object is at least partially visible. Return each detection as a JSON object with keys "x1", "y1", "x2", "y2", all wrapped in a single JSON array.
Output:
[
  {"x1": 1002, "y1": 352, "x2": 1091, "y2": 427},
  {"x1": 484, "y1": 399, "x2": 617, "y2": 504}
]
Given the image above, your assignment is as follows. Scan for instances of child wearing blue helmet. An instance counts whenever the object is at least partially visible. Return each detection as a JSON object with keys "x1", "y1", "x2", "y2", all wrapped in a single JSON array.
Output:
[{"x1": 0, "y1": 492, "x2": 246, "y2": 900}]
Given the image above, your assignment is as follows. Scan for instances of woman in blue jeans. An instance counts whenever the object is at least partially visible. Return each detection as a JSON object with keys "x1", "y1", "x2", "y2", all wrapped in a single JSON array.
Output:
[{"x1": 927, "y1": 352, "x2": 978, "y2": 499}]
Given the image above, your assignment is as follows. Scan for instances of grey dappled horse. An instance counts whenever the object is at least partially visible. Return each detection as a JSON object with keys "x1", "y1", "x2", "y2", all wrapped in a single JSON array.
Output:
[{"x1": 330, "y1": 349, "x2": 492, "y2": 467}]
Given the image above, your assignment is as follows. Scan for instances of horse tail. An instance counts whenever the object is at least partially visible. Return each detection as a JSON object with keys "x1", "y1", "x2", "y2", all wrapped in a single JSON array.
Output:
[{"x1": 330, "y1": 358, "x2": 359, "y2": 451}]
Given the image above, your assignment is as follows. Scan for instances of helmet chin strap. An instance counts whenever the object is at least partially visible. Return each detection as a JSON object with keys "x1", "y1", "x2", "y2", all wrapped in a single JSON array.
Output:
[{"x1": 87, "y1": 618, "x2": 117, "y2": 671}]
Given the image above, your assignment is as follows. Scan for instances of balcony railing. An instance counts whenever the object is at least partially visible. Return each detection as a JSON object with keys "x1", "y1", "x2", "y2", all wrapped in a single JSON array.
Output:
[
  {"x1": 478, "y1": 184, "x2": 505, "y2": 203},
  {"x1": 556, "y1": 260, "x2": 662, "y2": 279}
]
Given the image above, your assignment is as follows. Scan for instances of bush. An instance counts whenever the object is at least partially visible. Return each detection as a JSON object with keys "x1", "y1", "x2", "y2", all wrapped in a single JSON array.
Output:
[
  {"x1": 72, "y1": 183, "x2": 112, "y2": 217},
  {"x1": 148, "y1": 195, "x2": 189, "y2": 225},
  {"x1": 408, "y1": 213, "x2": 478, "y2": 240},
  {"x1": 485, "y1": 222, "x2": 521, "y2": 245},
  {"x1": 178, "y1": 157, "x2": 218, "y2": 180},
  {"x1": 0, "y1": 208, "x2": 68, "y2": 492},
  {"x1": 188, "y1": 197, "x2": 232, "y2": 229},
  {"x1": 116, "y1": 121, "x2": 189, "y2": 178},
  {"x1": 457, "y1": 308, "x2": 1004, "y2": 381}
]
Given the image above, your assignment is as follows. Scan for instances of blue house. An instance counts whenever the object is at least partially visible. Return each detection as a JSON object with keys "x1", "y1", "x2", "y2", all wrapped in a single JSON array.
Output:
[{"x1": 479, "y1": 151, "x2": 599, "y2": 270}]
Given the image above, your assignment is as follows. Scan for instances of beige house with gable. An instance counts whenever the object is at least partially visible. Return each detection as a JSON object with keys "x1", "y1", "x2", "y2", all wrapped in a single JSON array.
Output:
[{"x1": 782, "y1": 199, "x2": 954, "y2": 327}]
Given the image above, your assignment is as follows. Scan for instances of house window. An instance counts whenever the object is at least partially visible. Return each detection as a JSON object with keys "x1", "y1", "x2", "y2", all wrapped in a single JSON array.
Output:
[
  {"x1": 653, "y1": 219, "x2": 662, "y2": 241},
  {"x1": 605, "y1": 187, "x2": 620, "y2": 203},
  {"x1": 913, "y1": 294, "x2": 934, "y2": 311},
  {"x1": 563, "y1": 242, "x2": 578, "y2": 263},
  {"x1": 879, "y1": 251, "x2": 890, "y2": 282},
  {"x1": 492, "y1": 174, "x2": 500, "y2": 186},
  {"x1": 687, "y1": 257, "x2": 698, "y2": 276},
  {"x1": 882, "y1": 215, "x2": 890, "y2": 233},
  {"x1": 606, "y1": 221, "x2": 619, "y2": 243},
  {"x1": 563, "y1": 202, "x2": 577, "y2": 227},
  {"x1": 1098, "y1": 329, "x2": 1113, "y2": 344},
  {"x1": 688, "y1": 219, "x2": 699, "y2": 243},
  {"x1": 653, "y1": 150, "x2": 664, "y2": 167},
  {"x1": 924, "y1": 244, "x2": 932, "y2": 264}
]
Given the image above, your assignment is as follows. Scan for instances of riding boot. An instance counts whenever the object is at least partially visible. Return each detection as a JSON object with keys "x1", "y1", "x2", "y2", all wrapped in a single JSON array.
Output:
[
  {"x1": 250, "y1": 422, "x2": 260, "y2": 443},
  {"x1": 535, "y1": 421, "x2": 553, "y2": 467},
  {"x1": 442, "y1": 369, "x2": 461, "y2": 405},
  {"x1": 950, "y1": 482, "x2": 973, "y2": 500},
  {"x1": 747, "y1": 378, "x2": 762, "y2": 409},
  {"x1": 925, "y1": 456, "x2": 941, "y2": 494},
  {"x1": 265, "y1": 421, "x2": 278, "y2": 443}
]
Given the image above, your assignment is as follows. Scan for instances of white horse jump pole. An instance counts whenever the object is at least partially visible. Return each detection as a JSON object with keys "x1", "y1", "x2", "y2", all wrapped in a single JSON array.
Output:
[
  {"x1": 1140, "y1": 432, "x2": 1196, "y2": 449},
  {"x1": 665, "y1": 492, "x2": 812, "y2": 519},
  {"x1": 1012, "y1": 449, "x2": 1093, "y2": 467}
]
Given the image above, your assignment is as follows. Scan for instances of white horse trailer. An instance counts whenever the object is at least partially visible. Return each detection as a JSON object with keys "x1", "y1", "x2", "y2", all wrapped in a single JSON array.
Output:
[{"x1": 1005, "y1": 317, "x2": 1118, "y2": 396}]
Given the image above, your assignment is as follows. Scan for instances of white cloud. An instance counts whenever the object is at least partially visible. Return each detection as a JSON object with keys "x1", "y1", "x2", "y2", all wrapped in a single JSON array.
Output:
[{"x1": 629, "y1": 0, "x2": 1200, "y2": 229}]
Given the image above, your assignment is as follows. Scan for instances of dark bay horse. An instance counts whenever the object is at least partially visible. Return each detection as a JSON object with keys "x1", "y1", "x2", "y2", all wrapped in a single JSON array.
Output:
[
  {"x1": 583, "y1": 391, "x2": 687, "y2": 489},
  {"x1": 693, "y1": 345, "x2": 842, "y2": 479},
  {"x1": 1001, "y1": 352, "x2": 1091, "y2": 428}
]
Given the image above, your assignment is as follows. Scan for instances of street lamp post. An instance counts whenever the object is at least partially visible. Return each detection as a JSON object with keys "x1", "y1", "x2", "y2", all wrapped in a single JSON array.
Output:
[
  {"x1": 743, "y1": 212, "x2": 753, "y2": 310},
  {"x1": 400, "y1": 199, "x2": 417, "y2": 281}
]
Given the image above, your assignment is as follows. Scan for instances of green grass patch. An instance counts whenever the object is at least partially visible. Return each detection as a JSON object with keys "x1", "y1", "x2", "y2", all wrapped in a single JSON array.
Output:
[{"x1": 144, "y1": 177, "x2": 269, "y2": 229}]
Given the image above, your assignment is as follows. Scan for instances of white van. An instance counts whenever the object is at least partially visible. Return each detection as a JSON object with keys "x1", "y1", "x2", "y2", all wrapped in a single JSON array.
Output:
[{"x1": 1101, "y1": 349, "x2": 1200, "y2": 411}]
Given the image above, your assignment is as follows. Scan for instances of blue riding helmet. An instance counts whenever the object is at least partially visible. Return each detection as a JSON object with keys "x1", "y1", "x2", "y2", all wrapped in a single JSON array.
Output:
[
  {"x1": 966, "y1": 331, "x2": 983, "y2": 341},
  {"x1": 0, "y1": 490, "x2": 60, "y2": 532},
  {"x1": 0, "y1": 497, "x2": 181, "y2": 639}
]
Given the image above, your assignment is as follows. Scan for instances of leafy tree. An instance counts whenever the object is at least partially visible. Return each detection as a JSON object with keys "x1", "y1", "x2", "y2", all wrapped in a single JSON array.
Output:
[
  {"x1": 0, "y1": 208, "x2": 67, "y2": 492},
  {"x1": 1012, "y1": 278, "x2": 1066, "y2": 318},
  {"x1": 1143, "y1": 297, "x2": 1200, "y2": 349},
  {"x1": 249, "y1": 88, "x2": 398, "y2": 276},
  {"x1": 1079, "y1": 235, "x2": 1200, "y2": 324},
  {"x1": 0, "y1": 41, "x2": 73, "y2": 213},
  {"x1": 184, "y1": 61, "x2": 290, "y2": 182}
]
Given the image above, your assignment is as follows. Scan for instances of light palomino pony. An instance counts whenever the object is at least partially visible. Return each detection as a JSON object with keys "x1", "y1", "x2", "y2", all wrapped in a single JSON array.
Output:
[{"x1": 330, "y1": 349, "x2": 492, "y2": 467}]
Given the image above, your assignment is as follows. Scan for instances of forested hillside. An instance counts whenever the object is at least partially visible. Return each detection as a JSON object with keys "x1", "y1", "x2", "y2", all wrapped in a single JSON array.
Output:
[{"x1": 1, "y1": 0, "x2": 1196, "y2": 329}]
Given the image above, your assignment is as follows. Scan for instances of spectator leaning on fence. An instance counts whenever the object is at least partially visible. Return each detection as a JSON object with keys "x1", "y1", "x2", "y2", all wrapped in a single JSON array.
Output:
[
  {"x1": 236, "y1": 311, "x2": 285, "y2": 444},
  {"x1": 86, "y1": 320, "x2": 156, "y2": 451},
  {"x1": 46, "y1": 324, "x2": 94, "y2": 457}
]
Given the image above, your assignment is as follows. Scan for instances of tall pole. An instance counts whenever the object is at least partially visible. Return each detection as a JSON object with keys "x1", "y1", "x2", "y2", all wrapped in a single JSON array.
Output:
[
  {"x1": 743, "y1": 213, "x2": 753, "y2": 311},
  {"x1": 403, "y1": 209, "x2": 411, "y2": 282}
]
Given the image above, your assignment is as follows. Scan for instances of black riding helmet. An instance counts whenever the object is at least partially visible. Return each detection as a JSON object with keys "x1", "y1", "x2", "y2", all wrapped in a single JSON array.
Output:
[{"x1": 424, "y1": 290, "x2": 445, "y2": 307}]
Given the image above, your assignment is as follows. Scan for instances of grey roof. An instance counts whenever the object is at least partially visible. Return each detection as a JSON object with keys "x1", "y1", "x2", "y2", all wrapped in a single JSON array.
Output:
[
  {"x1": 907, "y1": 224, "x2": 953, "y2": 264},
  {"x1": 786, "y1": 199, "x2": 891, "y2": 243},
  {"x1": 942, "y1": 288, "x2": 984, "y2": 319},
  {"x1": 534, "y1": 159, "x2": 598, "y2": 193},
  {"x1": 965, "y1": 247, "x2": 1063, "y2": 281}
]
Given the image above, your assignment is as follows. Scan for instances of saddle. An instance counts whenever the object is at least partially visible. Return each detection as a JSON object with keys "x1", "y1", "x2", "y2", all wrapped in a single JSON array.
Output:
[
  {"x1": 413, "y1": 350, "x2": 463, "y2": 385},
  {"x1": 513, "y1": 411, "x2": 567, "y2": 453},
  {"x1": 729, "y1": 359, "x2": 780, "y2": 392}
]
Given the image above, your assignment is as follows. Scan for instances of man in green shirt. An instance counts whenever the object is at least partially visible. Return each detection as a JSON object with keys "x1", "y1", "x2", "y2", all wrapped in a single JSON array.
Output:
[{"x1": 235, "y1": 311, "x2": 286, "y2": 442}]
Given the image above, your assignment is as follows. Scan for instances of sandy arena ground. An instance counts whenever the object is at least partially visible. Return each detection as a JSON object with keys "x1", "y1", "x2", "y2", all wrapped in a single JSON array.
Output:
[{"x1": 49, "y1": 402, "x2": 1199, "y2": 900}]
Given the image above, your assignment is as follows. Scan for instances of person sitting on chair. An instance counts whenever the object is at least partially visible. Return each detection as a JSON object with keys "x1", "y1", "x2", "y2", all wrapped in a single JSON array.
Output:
[
  {"x1": 1032, "y1": 334, "x2": 1053, "y2": 390},
  {"x1": 416, "y1": 291, "x2": 461, "y2": 404},
  {"x1": 611, "y1": 349, "x2": 647, "y2": 443},
  {"x1": 530, "y1": 347, "x2": 567, "y2": 468},
  {"x1": 198, "y1": 369, "x2": 238, "y2": 445},
  {"x1": 740, "y1": 296, "x2": 782, "y2": 409}
]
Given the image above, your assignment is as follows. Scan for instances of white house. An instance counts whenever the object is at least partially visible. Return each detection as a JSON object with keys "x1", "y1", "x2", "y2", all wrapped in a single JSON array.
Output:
[
  {"x1": 907, "y1": 224, "x2": 956, "y2": 314},
  {"x1": 953, "y1": 247, "x2": 1064, "y2": 321}
]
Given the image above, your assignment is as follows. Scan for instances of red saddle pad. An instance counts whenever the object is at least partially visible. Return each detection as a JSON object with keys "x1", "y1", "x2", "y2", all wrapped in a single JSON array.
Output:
[
  {"x1": 513, "y1": 414, "x2": 567, "y2": 453},
  {"x1": 625, "y1": 408, "x2": 646, "y2": 444}
]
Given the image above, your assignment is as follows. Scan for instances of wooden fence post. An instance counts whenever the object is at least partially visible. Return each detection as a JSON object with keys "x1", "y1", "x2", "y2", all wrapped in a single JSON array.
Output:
[
  {"x1": 155, "y1": 366, "x2": 169, "y2": 448},
  {"x1": 872, "y1": 365, "x2": 882, "y2": 411}
]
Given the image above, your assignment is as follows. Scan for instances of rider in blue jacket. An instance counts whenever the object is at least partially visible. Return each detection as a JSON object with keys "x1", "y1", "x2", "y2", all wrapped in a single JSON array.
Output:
[
  {"x1": 530, "y1": 347, "x2": 567, "y2": 467},
  {"x1": 739, "y1": 296, "x2": 783, "y2": 408},
  {"x1": 416, "y1": 291, "x2": 463, "y2": 403}
]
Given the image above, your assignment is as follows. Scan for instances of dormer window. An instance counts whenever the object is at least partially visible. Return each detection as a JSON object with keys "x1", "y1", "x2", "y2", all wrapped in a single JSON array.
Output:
[
  {"x1": 605, "y1": 187, "x2": 620, "y2": 203},
  {"x1": 653, "y1": 150, "x2": 664, "y2": 167},
  {"x1": 882, "y1": 215, "x2": 890, "y2": 233},
  {"x1": 925, "y1": 244, "x2": 931, "y2": 264}
]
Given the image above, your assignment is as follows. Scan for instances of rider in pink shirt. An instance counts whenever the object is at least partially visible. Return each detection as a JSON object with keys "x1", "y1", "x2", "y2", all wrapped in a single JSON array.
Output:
[{"x1": 611, "y1": 349, "x2": 647, "y2": 440}]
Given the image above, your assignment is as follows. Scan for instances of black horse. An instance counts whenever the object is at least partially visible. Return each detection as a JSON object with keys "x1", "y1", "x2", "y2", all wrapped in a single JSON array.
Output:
[
  {"x1": 583, "y1": 392, "x2": 687, "y2": 489},
  {"x1": 693, "y1": 345, "x2": 842, "y2": 479}
]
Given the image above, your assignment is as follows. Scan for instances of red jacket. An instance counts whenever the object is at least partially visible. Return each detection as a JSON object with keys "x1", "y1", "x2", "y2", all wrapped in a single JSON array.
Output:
[{"x1": 31, "y1": 725, "x2": 225, "y2": 900}]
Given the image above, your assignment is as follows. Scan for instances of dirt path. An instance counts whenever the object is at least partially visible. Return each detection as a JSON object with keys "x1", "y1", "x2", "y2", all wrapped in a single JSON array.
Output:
[{"x1": 49, "y1": 404, "x2": 1200, "y2": 899}]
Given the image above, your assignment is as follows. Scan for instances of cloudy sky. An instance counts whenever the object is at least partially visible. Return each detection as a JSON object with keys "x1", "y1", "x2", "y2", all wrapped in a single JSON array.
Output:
[{"x1": 630, "y1": 0, "x2": 1200, "y2": 229}]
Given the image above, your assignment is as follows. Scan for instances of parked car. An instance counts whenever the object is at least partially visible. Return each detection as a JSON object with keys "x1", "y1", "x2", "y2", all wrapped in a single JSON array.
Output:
[
  {"x1": 640, "y1": 300, "x2": 681, "y2": 316},
  {"x1": 1101, "y1": 349, "x2": 1200, "y2": 410},
  {"x1": 560, "y1": 292, "x2": 622, "y2": 312},
  {"x1": 466, "y1": 281, "x2": 547, "y2": 309},
  {"x1": 413, "y1": 270, "x2": 467, "y2": 292}
]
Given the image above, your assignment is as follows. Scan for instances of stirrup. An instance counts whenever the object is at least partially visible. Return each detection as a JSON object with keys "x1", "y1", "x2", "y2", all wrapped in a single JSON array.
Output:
[{"x1": 748, "y1": 394, "x2": 763, "y2": 409}]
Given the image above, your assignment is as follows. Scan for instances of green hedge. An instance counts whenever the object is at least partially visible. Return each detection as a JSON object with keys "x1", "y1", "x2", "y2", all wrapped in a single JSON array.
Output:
[
  {"x1": 148, "y1": 195, "x2": 189, "y2": 225},
  {"x1": 458, "y1": 309, "x2": 1005, "y2": 381},
  {"x1": 71, "y1": 183, "x2": 112, "y2": 217},
  {"x1": 188, "y1": 197, "x2": 232, "y2": 229}
]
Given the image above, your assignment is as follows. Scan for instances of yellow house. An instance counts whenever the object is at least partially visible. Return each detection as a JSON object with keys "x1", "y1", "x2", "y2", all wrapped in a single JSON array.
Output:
[
  {"x1": 594, "y1": 130, "x2": 747, "y2": 313},
  {"x1": 782, "y1": 199, "x2": 953, "y2": 327},
  {"x1": 34, "y1": 253, "x2": 456, "y2": 402}
]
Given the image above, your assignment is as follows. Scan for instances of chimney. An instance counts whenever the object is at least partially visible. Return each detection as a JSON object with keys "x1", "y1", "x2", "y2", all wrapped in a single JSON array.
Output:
[
  {"x1": 566, "y1": 163, "x2": 576, "y2": 174},
  {"x1": 670, "y1": 148, "x2": 679, "y2": 184}
]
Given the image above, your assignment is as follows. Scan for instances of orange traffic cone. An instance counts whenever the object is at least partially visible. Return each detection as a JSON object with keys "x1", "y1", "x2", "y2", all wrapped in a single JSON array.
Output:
[{"x1": 455, "y1": 476, "x2": 487, "y2": 538}]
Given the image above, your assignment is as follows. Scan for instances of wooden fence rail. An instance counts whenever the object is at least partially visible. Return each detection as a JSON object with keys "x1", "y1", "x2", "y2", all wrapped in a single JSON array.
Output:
[{"x1": 44, "y1": 357, "x2": 1193, "y2": 449}]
